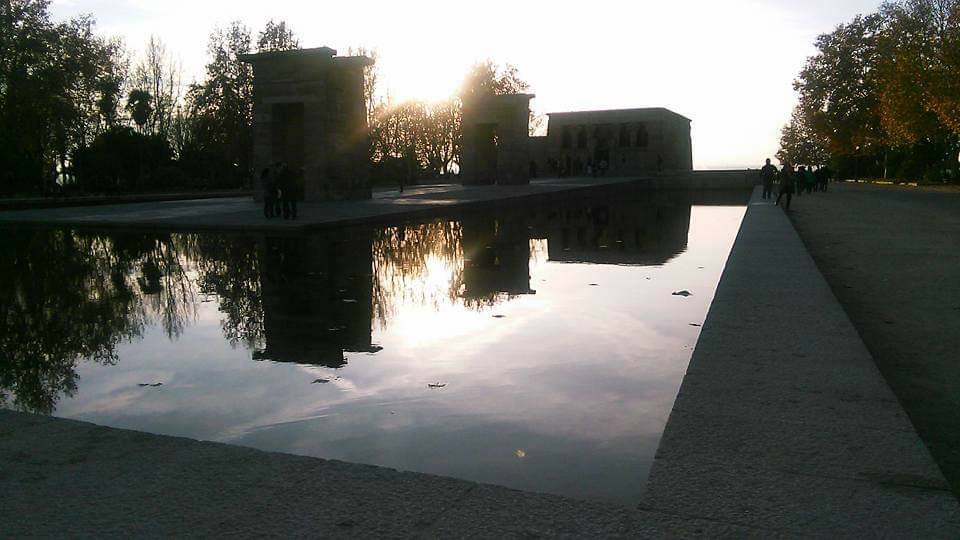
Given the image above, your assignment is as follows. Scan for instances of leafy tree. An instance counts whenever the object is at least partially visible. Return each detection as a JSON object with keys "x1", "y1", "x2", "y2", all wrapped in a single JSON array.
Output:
[
  {"x1": 0, "y1": 1, "x2": 127, "y2": 194},
  {"x1": 126, "y1": 89, "x2": 153, "y2": 133},
  {"x1": 184, "y1": 21, "x2": 255, "y2": 187},
  {"x1": 880, "y1": 0, "x2": 960, "y2": 170},
  {"x1": 257, "y1": 20, "x2": 299, "y2": 52},
  {"x1": 347, "y1": 46, "x2": 380, "y2": 124},
  {"x1": 460, "y1": 60, "x2": 530, "y2": 99},
  {"x1": 130, "y1": 36, "x2": 182, "y2": 138},
  {"x1": 784, "y1": 1, "x2": 960, "y2": 180},
  {"x1": 777, "y1": 106, "x2": 830, "y2": 166},
  {"x1": 72, "y1": 126, "x2": 173, "y2": 192}
]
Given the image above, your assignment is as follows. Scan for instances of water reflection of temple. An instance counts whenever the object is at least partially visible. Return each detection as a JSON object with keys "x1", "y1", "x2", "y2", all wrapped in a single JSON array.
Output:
[
  {"x1": 254, "y1": 233, "x2": 377, "y2": 368},
  {"x1": 461, "y1": 215, "x2": 537, "y2": 301},
  {"x1": 529, "y1": 197, "x2": 691, "y2": 266},
  {"x1": 0, "y1": 195, "x2": 704, "y2": 413},
  {"x1": 251, "y1": 194, "x2": 695, "y2": 366}
]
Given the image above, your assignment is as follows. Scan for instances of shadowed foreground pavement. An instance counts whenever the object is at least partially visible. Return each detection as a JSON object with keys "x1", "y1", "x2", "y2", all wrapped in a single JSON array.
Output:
[
  {"x1": 789, "y1": 182, "x2": 960, "y2": 496},
  {"x1": 0, "y1": 410, "x2": 764, "y2": 537}
]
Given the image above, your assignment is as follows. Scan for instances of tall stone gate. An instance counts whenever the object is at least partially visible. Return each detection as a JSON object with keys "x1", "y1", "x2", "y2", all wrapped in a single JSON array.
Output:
[
  {"x1": 240, "y1": 47, "x2": 373, "y2": 201},
  {"x1": 461, "y1": 94, "x2": 535, "y2": 185}
]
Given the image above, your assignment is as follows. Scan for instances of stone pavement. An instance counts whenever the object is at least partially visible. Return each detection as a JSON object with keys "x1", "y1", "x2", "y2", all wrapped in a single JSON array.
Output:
[
  {"x1": 0, "y1": 173, "x2": 753, "y2": 232},
  {"x1": 0, "y1": 410, "x2": 768, "y2": 537},
  {"x1": 640, "y1": 188, "x2": 960, "y2": 536},
  {"x1": 5, "y1": 184, "x2": 957, "y2": 537},
  {"x1": 789, "y1": 182, "x2": 960, "y2": 495}
]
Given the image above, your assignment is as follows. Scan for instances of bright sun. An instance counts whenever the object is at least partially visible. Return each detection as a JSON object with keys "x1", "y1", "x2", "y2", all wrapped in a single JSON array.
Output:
[{"x1": 375, "y1": 52, "x2": 472, "y2": 104}]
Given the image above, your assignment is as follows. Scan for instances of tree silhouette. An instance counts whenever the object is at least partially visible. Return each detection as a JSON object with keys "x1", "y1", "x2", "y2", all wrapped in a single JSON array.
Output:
[
  {"x1": 126, "y1": 89, "x2": 154, "y2": 133},
  {"x1": 257, "y1": 20, "x2": 299, "y2": 52}
]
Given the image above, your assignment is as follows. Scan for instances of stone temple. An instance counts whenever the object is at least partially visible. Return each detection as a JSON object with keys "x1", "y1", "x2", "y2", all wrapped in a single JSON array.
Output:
[
  {"x1": 531, "y1": 108, "x2": 694, "y2": 177},
  {"x1": 242, "y1": 47, "x2": 693, "y2": 199},
  {"x1": 240, "y1": 47, "x2": 373, "y2": 202}
]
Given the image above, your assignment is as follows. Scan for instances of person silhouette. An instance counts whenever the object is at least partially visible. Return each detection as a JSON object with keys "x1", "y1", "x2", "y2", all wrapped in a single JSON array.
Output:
[
  {"x1": 261, "y1": 167, "x2": 276, "y2": 218},
  {"x1": 803, "y1": 166, "x2": 816, "y2": 194},
  {"x1": 759, "y1": 158, "x2": 777, "y2": 200},
  {"x1": 776, "y1": 163, "x2": 795, "y2": 209},
  {"x1": 278, "y1": 163, "x2": 297, "y2": 220}
]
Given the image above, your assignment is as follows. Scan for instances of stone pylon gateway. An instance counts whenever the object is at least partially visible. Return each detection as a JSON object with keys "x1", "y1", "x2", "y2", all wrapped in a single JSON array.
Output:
[
  {"x1": 460, "y1": 94, "x2": 536, "y2": 185},
  {"x1": 240, "y1": 47, "x2": 373, "y2": 202}
]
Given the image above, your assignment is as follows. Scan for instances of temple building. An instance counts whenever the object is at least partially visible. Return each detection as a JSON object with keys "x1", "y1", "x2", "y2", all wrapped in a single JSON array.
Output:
[
  {"x1": 240, "y1": 47, "x2": 693, "y2": 196},
  {"x1": 530, "y1": 108, "x2": 693, "y2": 178}
]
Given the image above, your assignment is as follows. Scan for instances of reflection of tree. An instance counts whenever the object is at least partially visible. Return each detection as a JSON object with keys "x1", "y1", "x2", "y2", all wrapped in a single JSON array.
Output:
[
  {"x1": 372, "y1": 221, "x2": 465, "y2": 328},
  {"x1": 0, "y1": 229, "x2": 202, "y2": 414},
  {"x1": 0, "y1": 230, "x2": 144, "y2": 414},
  {"x1": 188, "y1": 235, "x2": 264, "y2": 349},
  {"x1": 371, "y1": 218, "x2": 532, "y2": 329}
]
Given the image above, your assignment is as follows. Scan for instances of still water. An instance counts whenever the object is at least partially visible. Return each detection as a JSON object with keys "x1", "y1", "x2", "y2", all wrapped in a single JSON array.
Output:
[{"x1": 0, "y1": 189, "x2": 747, "y2": 504}]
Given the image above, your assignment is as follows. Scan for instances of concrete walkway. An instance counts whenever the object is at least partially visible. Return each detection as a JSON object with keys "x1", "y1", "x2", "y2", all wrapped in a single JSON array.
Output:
[
  {"x1": 789, "y1": 182, "x2": 960, "y2": 495},
  {"x1": 0, "y1": 172, "x2": 753, "y2": 232},
  {"x1": 0, "y1": 410, "x2": 763, "y2": 537},
  {"x1": 4, "y1": 185, "x2": 957, "y2": 536},
  {"x1": 640, "y1": 189, "x2": 960, "y2": 536}
]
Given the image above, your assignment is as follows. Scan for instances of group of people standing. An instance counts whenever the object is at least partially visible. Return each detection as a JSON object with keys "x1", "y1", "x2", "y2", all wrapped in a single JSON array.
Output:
[
  {"x1": 261, "y1": 162, "x2": 299, "y2": 220},
  {"x1": 759, "y1": 158, "x2": 833, "y2": 210}
]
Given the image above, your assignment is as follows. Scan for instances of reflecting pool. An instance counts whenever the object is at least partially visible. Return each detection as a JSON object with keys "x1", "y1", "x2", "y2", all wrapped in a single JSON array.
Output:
[{"x1": 0, "y1": 189, "x2": 748, "y2": 504}]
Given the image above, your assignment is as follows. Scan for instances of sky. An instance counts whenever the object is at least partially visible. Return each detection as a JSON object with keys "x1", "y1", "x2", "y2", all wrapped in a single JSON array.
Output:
[{"x1": 51, "y1": 0, "x2": 884, "y2": 169}]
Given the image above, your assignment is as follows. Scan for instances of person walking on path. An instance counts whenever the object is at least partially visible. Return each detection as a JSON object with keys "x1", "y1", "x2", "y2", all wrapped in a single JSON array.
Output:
[
  {"x1": 803, "y1": 166, "x2": 817, "y2": 194},
  {"x1": 760, "y1": 158, "x2": 778, "y2": 200},
  {"x1": 776, "y1": 163, "x2": 795, "y2": 210},
  {"x1": 815, "y1": 165, "x2": 831, "y2": 192}
]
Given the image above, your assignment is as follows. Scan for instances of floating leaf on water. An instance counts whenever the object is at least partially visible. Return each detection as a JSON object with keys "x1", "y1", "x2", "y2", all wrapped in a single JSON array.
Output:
[
  {"x1": 672, "y1": 290, "x2": 693, "y2": 297},
  {"x1": 428, "y1": 383, "x2": 447, "y2": 389}
]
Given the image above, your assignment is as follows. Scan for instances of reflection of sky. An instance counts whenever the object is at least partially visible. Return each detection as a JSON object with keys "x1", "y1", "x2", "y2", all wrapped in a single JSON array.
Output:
[{"x1": 54, "y1": 205, "x2": 745, "y2": 505}]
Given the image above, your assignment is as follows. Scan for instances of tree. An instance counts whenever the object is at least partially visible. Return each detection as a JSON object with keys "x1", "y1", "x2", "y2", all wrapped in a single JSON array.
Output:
[
  {"x1": 879, "y1": 0, "x2": 960, "y2": 172},
  {"x1": 0, "y1": 1, "x2": 127, "y2": 194},
  {"x1": 347, "y1": 46, "x2": 380, "y2": 124},
  {"x1": 419, "y1": 99, "x2": 461, "y2": 176},
  {"x1": 126, "y1": 89, "x2": 153, "y2": 133},
  {"x1": 130, "y1": 36, "x2": 182, "y2": 138},
  {"x1": 777, "y1": 106, "x2": 830, "y2": 166},
  {"x1": 784, "y1": 1, "x2": 960, "y2": 181},
  {"x1": 257, "y1": 20, "x2": 299, "y2": 52},
  {"x1": 460, "y1": 60, "x2": 530, "y2": 99},
  {"x1": 794, "y1": 15, "x2": 886, "y2": 159},
  {"x1": 185, "y1": 21, "x2": 255, "y2": 186}
]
